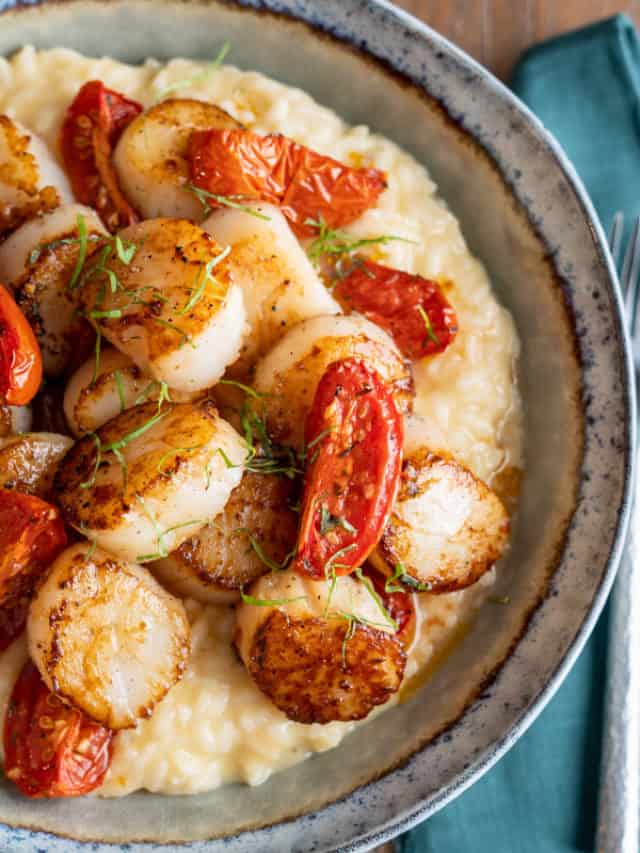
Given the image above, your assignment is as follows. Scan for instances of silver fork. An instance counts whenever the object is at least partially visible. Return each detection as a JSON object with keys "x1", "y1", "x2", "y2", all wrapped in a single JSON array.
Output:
[{"x1": 595, "y1": 214, "x2": 640, "y2": 853}]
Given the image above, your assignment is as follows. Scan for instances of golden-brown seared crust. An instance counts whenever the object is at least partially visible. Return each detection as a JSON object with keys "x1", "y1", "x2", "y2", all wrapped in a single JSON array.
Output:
[
  {"x1": 242, "y1": 609, "x2": 406, "y2": 724},
  {"x1": 372, "y1": 448, "x2": 509, "y2": 594},
  {"x1": 53, "y1": 399, "x2": 219, "y2": 532},
  {"x1": 76, "y1": 219, "x2": 235, "y2": 364},
  {"x1": 13, "y1": 232, "x2": 100, "y2": 377},
  {"x1": 30, "y1": 547, "x2": 191, "y2": 728},
  {"x1": 0, "y1": 117, "x2": 60, "y2": 236},
  {"x1": 262, "y1": 333, "x2": 413, "y2": 446},
  {"x1": 0, "y1": 433, "x2": 72, "y2": 497},
  {"x1": 173, "y1": 472, "x2": 298, "y2": 591},
  {"x1": 117, "y1": 98, "x2": 241, "y2": 195}
]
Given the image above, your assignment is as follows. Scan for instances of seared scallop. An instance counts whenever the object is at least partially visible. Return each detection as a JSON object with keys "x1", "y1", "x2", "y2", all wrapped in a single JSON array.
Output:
[
  {"x1": 235, "y1": 570, "x2": 406, "y2": 724},
  {"x1": 151, "y1": 470, "x2": 298, "y2": 604},
  {"x1": 0, "y1": 115, "x2": 72, "y2": 234},
  {"x1": 0, "y1": 432, "x2": 72, "y2": 496},
  {"x1": 27, "y1": 542, "x2": 191, "y2": 729},
  {"x1": 0, "y1": 204, "x2": 107, "y2": 376},
  {"x1": 369, "y1": 447, "x2": 510, "y2": 593},
  {"x1": 53, "y1": 399, "x2": 245, "y2": 563},
  {"x1": 64, "y1": 347, "x2": 195, "y2": 437},
  {"x1": 253, "y1": 314, "x2": 413, "y2": 447},
  {"x1": 113, "y1": 99, "x2": 241, "y2": 220},
  {"x1": 74, "y1": 218, "x2": 246, "y2": 393},
  {"x1": 202, "y1": 204, "x2": 339, "y2": 377}
]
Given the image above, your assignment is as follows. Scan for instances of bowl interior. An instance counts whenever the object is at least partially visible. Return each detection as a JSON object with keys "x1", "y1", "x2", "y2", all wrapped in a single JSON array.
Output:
[{"x1": 0, "y1": 1, "x2": 631, "y2": 851}]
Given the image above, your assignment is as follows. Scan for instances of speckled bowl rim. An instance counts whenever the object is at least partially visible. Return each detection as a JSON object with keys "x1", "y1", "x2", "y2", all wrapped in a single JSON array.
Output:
[{"x1": 0, "y1": 1, "x2": 634, "y2": 850}]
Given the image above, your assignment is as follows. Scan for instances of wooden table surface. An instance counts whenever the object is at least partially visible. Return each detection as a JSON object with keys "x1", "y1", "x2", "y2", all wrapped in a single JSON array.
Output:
[
  {"x1": 369, "y1": 2, "x2": 633, "y2": 851},
  {"x1": 396, "y1": 0, "x2": 640, "y2": 80}
]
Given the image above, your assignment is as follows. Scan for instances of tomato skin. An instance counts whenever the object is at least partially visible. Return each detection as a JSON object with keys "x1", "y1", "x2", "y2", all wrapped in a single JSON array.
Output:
[
  {"x1": 294, "y1": 358, "x2": 403, "y2": 579},
  {"x1": 4, "y1": 661, "x2": 113, "y2": 798},
  {"x1": 0, "y1": 488, "x2": 66, "y2": 650},
  {"x1": 60, "y1": 81, "x2": 142, "y2": 231},
  {"x1": 189, "y1": 129, "x2": 387, "y2": 236},
  {"x1": 0, "y1": 285, "x2": 42, "y2": 406},
  {"x1": 333, "y1": 259, "x2": 458, "y2": 360}
]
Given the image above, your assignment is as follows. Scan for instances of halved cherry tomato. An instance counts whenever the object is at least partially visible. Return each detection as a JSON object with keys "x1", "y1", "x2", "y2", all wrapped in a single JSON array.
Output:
[
  {"x1": 0, "y1": 488, "x2": 66, "y2": 650},
  {"x1": 60, "y1": 81, "x2": 142, "y2": 231},
  {"x1": 294, "y1": 358, "x2": 403, "y2": 579},
  {"x1": 4, "y1": 661, "x2": 113, "y2": 798},
  {"x1": 189, "y1": 129, "x2": 387, "y2": 237},
  {"x1": 333, "y1": 258, "x2": 458, "y2": 360},
  {"x1": 361, "y1": 564, "x2": 416, "y2": 649},
  {"x1": 0, "y1": 285, "x2": 42, "y2": 406}
]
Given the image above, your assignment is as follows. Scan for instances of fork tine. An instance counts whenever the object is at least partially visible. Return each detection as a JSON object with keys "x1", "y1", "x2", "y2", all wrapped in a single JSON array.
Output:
[
  {"x1": 609, "y1": 211, "x2": 624, "y2": 264},
  {"x1": 623, "y1": 216, "x2": 640, "y2": 335}
]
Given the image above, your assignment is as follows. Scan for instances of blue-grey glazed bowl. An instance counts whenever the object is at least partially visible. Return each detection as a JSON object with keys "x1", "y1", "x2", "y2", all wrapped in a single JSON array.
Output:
[{"x1": 0, "y1": 1, "x2": 633, "y2": 850}]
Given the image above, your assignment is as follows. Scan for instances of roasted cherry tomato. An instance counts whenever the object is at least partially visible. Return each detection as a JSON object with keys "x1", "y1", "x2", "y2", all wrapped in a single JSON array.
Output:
[
  {"x1": 333, "y1": 258, "x2": 458, "y2": 360},
  {"x1": 361, "y1": 564, "x2": 416, "y2": 648},
  {"x1": 0, "y1": 285, "x2": 42, "y2": 406},
  {"x1": 0, "y1": 488, "x2": 66, "y2": 650},
  {"x1": 294, "y1": 358, "x2": 403, "y2": 579},
  {"x1": 189, "y1": 129, "x2": 387, "y2": 237},
  {"x1": 4, "y1": 661, "x2": 113, "y2": 798},
  {"x1": 60, "y1": 80, "x2": 142, "y2": 231}
]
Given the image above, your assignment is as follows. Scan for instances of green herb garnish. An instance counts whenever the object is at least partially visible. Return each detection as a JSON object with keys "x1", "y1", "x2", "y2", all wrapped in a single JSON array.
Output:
[
  {"x1": 384, "y1": 562, "x2": 433, "y2": 593},
  {"x1": 416, "y1": 305, "x2": 440, "y2": 346},
  {"x1": 188, "y1": 184, "x2": 271, "y2": 221},
  {"x1": 157, "y1": 41, "x2": 231, "y2": 99},
  {"x1": 305, "y1": 216, "x2": 415, "y2": 266}
]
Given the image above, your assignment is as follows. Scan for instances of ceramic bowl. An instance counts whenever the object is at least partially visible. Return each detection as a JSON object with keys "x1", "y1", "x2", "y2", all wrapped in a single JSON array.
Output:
[{"x1": 0, "y1": 1, "x2": 633, "y2": 850}]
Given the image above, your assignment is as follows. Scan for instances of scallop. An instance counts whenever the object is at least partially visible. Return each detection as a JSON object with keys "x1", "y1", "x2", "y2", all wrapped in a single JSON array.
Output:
[
  {"x1": 151, "y1": 470, "x2": 298, "y2": 604},
  {"x1": 0, "y1": 115, "x2": 72, "y2": 234},
  {"x1": 253, "y1": 314, "x2": 413, "y2": 447},
  {"x1": 369, "y1": 447, "x2": 510, "y2": 593},
  {"x1": 0, "y1": 204, "x2": 107, "y2": 376},
  {"x1": 113, "y1": 99, "x2": 241, "y2": 220},
  {"x1": 0, "y1": 432, "x2": 72, "y2": 496},
  {"x1": 202, "y1": 204, "x2": 339, "y2": 377},
  {"x1": 74, "y1": 218, "x2": 246, "y2": 393},
  {"x1": 234, "y1": 569, "x2": 405, "y2": 724},
  {"x1": 27, "y1": 542, "x2": 191, "y2": 729},
  {"x1": 64, "y1": 347, "x2": 195, "y2": 437},
  {"x1": 53, "y1": 399, "x2": 246, "y2": 563}
]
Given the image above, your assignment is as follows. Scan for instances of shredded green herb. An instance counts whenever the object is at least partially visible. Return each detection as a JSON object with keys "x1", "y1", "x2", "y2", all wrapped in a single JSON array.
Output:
[
  {"x1": 91, "y1": 329, "x2": 102, "y2": 387},
  {"x1": 188, "y1": 184, "x2": 271, "y2": 221},
  {"x1": 113, "y1": 370, "x2": 126, "y2": 413},
  {"x1": 305, "y1": 216, "x2": 415, "y2": 266},
  {"x1": 114, "y1": 234, "x2": 137, "y2": 265},
  {"x1": 156, "y1": 443, "x2": 204, "y2": 479},
  {"x1": 153, "y1": 317, "x2": 196, "y2": 349},
  {"x1": 354, "y1": 567, "x2": 398, "y2": 631},
  {"x1": 69, "y1": 214, "x2": 89, "y2": 289},
  {"x1": 319, "y1": 505, "x2": 357, "y2": 536},
  {"x1": 416, "y1": 305, "x2": 440, "y2": 346},
  {"x1": 135, "y1": 497, "x2": 205, "y2": 562},
  {"x1": 157, "y1": 41, "x2": 231, "y2": 99},
  {"x1": 233, "y1": 527, "x2": 294, "y2": 572},
  {"x1": 239, "y1": 590, "x2": 306, "y2": 607},
  {"x1": 384, "y1": 562, "x2": 433, "y2": 593},
  {"x1": 176, "y1": 246, "x2": 230, "y2": 316},
  {"x1": 79, "y1": 408, "x2": 171, "y2": 492}
]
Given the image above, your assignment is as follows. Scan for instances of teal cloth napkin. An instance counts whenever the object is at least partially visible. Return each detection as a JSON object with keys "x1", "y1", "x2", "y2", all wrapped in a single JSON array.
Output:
[{"x1": 399, "y1": 14, "x2": 640, "y2": 853}]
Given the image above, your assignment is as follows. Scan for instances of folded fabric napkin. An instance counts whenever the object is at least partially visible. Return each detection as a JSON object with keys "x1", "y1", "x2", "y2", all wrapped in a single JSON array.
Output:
[{"x1": 398, "y1": 14, "x2": 640, "y2": 853}]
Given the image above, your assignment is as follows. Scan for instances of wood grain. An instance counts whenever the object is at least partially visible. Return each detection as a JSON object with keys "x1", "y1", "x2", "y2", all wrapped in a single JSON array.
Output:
[
  {"x1": 373, "y1": 3, "x2": 629, "y2": 852},
  {"x1": 396, "y1": 0, "x2": 639, "y2": 79}
]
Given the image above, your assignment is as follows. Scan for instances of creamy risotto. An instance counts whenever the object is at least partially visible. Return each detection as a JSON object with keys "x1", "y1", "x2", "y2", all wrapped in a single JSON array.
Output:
[{"x1": 0, "y1": 47, "x2": 521, "y2": 796}]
